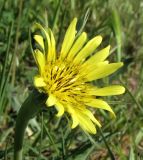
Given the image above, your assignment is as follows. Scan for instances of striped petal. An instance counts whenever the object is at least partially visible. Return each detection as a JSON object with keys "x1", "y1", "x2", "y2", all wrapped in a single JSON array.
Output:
[
  {"x1": 60, "y1": 18, "x2": 77, "y2": 60},
  {"x1": 85, "y1": 62, "x2": 123, "y2": 81},
  {"x1": 73, "y1": 36, "x2": 102, "y2": 65}
]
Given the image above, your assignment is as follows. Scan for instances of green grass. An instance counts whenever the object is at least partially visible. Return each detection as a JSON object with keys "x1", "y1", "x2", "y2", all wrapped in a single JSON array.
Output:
[{"x1": 0, "y1": 0, "x2": 143, "y2": 159}]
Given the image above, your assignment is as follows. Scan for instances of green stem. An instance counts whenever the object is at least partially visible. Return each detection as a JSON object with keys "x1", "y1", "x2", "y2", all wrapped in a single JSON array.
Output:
[
  {"x1": 99, "y1": 128, "x2": 115, "y2": 160},
  {"x1": 14, "y1": 89, "x2": 47, "y2": 160}
]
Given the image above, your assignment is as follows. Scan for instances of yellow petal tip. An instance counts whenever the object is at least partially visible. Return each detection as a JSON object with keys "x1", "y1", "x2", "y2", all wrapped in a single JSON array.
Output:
[
  {"x1": 73, "y1": 17, "x2": 77, "y2": 23},
  {"x1": 82, "y1": 32, "x2": 87, "y2": 39},
  {"x1": 96, "y1": 35, "x2": 102, "y2": 43},
  {"x1": 34, "y1": 76, "x2": 46, "y2": 87},
  {"x1": 120, "y1": 86, "x2": 126, "y2": 94},
  {"x1": 46, "y1": 94, "x2": 57, "y2": 107},
  {"x1": 120, "y1": 62, "x2": 124, "y2": 66},
  {"x1": 107, "y1": 45, "x2": 111, "y2": 50}
]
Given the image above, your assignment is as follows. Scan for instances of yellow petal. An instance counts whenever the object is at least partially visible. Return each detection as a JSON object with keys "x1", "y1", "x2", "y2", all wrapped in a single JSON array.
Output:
[
  {"x1": 34, "y1": 49, "x2": 45, "y2": 74},
  {"x1": 85, "y1": 99, "x2": 116, "y2": 118},
  {"x1": 67, "y1": 32, "x2": 87, "y2": 61},
  {"x1": 73, "y1": 36, "x2": 102, "y2": 65},
  {"x1": 34, "y1": 35, "x2": 44, "y2": 50},
  {"x1": 80, "y1": 61, "x2": 109, "y2": 75},
  {"x1": 83, "y1": 45, "x2": 110, "y2": 67},
  {"x1": 35, "y1": 23, "x2": 52, "y2": 61},
  {"x1": 66, "y1": 105, "x2": 79, "y2": 128},
  {"x1": 78, "y1": 113, "x2": 97, "y2": 134},
  {"x1": 60, "y1": 18, "x2": 77, "y2": 60},
  {"x1": 71, "y1": 114, "x2": 79, "y2": 129},
  {"x1": 83, "y1": 109, "x2": 101, "y2": 127},
  {"x1": 67, "y1": 105, "x2": 97, "y2": 134},
  {"x1": 85, "y1": 62, "x2": 123, "y2": 81},
  {"x1": 55, "y1": 102, "x2": 64, "y2": 117},
  {"x1": 34, "y1": 76, "x2": 46, "y2": 87},
  {"x1": 46, "y1": 94, "x2": 57, "y2": 106},
  {"x1": 89, "y1": 85, "x2": 125, "y2": 96},
  {"x1": 49, "y1": 29, "x2": 56, "y2": 61},
  {"x1": 45, "y1": 29, "x2": 52, "y2": 61}
]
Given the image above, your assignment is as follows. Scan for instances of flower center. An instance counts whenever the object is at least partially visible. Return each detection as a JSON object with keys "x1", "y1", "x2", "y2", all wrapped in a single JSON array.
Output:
[{"x1": 43, "y1": 60, "x2": 84, "y2": 95}]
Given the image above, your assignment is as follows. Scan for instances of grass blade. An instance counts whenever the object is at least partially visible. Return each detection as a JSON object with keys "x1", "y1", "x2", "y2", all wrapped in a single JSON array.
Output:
[{"x1": 99, "y1": 128, "x2": 115, "y2": 160}]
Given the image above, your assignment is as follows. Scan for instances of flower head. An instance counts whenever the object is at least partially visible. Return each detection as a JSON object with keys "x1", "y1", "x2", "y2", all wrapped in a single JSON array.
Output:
[{"x1": 33, "y1": 18, "x2": 125, "y2": 134}]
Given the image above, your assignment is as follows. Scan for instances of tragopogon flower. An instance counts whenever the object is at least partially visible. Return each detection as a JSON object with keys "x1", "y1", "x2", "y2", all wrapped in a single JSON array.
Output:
[{"x1": 33, "y1": 18, "x2": 125, "y2": 134}]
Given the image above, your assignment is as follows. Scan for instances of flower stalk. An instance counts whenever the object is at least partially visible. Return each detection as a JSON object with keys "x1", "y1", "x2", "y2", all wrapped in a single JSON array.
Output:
[{"x1": 14, "y1": 89, "x2": 47, "y2": 160}]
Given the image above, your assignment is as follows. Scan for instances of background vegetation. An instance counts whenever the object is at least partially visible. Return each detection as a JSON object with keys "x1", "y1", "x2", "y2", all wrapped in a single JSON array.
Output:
[{"x1": 0, "y1": 0, "x2": 143, "y2": 159}]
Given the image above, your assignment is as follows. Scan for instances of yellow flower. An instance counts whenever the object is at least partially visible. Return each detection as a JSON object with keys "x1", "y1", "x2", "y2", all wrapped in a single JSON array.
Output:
[{"x1": 33, "y1": 18, "x2": 125, "y2": 134}]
